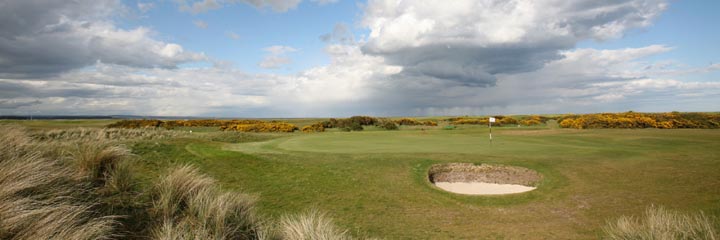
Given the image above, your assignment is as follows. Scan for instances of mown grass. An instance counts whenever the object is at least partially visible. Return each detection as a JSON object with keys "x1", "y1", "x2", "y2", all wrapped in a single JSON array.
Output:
[{"x1": 5, "y1": 120, "x2": 720, "y2": 239}]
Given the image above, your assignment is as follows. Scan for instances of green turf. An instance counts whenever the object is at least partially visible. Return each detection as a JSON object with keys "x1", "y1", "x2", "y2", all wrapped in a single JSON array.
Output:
[
  {"x1": 8, "y1": 119, "x2": 720, "y2": 239},
  {"x1": 132, "y1": 126, "x2": 720, "y2": 239}
]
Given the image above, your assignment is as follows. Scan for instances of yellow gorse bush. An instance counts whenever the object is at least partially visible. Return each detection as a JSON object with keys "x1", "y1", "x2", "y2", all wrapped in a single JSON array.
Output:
[
  {"x1": 558, "y1": 112, "x2": 720, "y2": 129},
  {"x1": 301, "y1": 123, "x2": 325, "y2": 133},
  {"x1": 108, "y1": 119, "x2": 265, "y2": 129},
  {"x1": 393, "y1": 118, "x2": 438, "y2": 126},
  {"x1": 224, "y1": 122, "x2": 299, "y2": 133}
]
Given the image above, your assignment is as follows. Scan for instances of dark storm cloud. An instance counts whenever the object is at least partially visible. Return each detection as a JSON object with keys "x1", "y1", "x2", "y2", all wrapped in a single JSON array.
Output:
[
  {"x1": 360, "y1": 0, "x2": 667, "y2": 87},
  {"x1": 373, "y1": 42, "x2": 568, "y2": 87}
]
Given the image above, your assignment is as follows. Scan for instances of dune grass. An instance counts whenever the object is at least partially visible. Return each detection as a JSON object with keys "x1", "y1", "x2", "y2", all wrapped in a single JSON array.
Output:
[
  {"x1": 279, "y1": 209, "x2": 352, "y2": 240},
  {"x1": 150, "y1": 165, "x2": 265, "y2": 240},
  {"x1": 2, "y1": 125, "x2": 355, "y2": 239},
  {"x1": 0, "y1": 126, "x2": 117, "y2": 240},
  {"x1": 604, "y1": 205, "x2": 718, "y2": 240}
]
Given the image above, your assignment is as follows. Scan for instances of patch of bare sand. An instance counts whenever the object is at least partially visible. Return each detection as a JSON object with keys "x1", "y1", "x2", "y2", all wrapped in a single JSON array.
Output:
[
  {"x1": 429, "y1": 163, "x2": 541, "y2": 195},
  {"x1": 434, "y1": 182, "x2": 536, "y2": 195}
]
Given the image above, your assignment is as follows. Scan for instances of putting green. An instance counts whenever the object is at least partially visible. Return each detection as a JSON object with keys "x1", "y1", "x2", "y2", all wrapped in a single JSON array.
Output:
[{"x1": 230, "y1": 128, "x2": 590, "y2": 154}]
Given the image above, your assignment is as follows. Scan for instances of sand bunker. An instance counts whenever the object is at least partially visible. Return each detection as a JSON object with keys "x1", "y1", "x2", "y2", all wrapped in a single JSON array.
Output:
[
  {"x1": 428, "y1": 163, "x2": 542, "y2": 195},
  {"x1": 434, "y1": 182, "x2": 536, "y2": 195}
]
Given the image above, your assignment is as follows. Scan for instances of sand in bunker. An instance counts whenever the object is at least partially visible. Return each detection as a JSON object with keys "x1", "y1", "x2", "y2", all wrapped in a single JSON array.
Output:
[{"x1": 434, "y1": 182, "x2": 536, "y2": 195}]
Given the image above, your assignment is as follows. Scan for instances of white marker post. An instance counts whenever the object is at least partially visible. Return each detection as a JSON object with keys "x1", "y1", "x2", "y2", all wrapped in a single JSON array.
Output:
[{"x1": 488, "y1": 117, "x2": 496, "y2": 144}]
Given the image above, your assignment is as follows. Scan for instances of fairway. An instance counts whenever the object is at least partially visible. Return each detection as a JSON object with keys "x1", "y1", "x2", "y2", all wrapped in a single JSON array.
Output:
[{"x1": 184, "y1": 127, "x2": 720, "y2": 239}]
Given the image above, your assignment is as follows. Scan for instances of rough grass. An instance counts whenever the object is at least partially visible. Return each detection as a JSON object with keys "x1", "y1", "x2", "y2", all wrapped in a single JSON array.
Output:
[
  {"x1": 33, "y1": 127, "x2": 185, "y2": 141},
  {"x1": 279, "y1": 209, "x2": 352, "y2": 240},
  {"x1": 0, "y1": 126, "x2": 117, "y2": 239},
  {"x1": 604, "y1": 206, "x2": 718, "y2": 240},
  {"x1": 71, "y1": 140, "x2": 131, "y2": 183},
  {"x1": 2, "y1": 124, "x2": 357, "y2": 239},
  {"x1": 151, "y1": 165, "x2": 265, "y2": 240}
]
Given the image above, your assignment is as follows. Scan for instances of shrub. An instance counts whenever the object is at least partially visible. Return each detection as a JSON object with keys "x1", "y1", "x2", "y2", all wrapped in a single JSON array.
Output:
[
  {"x1": 558, "y1": 112, "x2": 720, "y2": 129},
  {"x1": 302, "y1": 123, "x2": 326, "y2": 133},
  {"x1": 379, "y1": 121, "x2": 399, "y2": 130},
  {"x1": 450, "y1": 118, "x2": 489, "y2": 125},
  {"x1": 346, "y1": 122, "x2": 364, "y2": 131},
  {"x1": 225, "y1": 122, "x2": 299, "y2": 133},
  {"x1": 394, "y1": 118, "x2": 438, "y2": 126},
  {"x1": 423, "y1": 120, "x2": 439, "y2": 126},
  {"x1": 107, "y1": 119, "x2": 266, "y2": 129},
  {"x1": 496, "y1": 116, "x2": 518, "y2": 125},
  {"x1": 348, "y1": 116, "x2": 377, "y2": 126},
  {"x1": 604, "y1": 206, "x2": 718, "y2": 240},
  {"x1": 394, "y1": 118, "x2": 422, "y2": 125},
  {"x1": 321, "y1": 116, "x2": 379, "y2": 129},
  {"x1": 519, "y1": 115, "x2": 546, "y2": 126}
]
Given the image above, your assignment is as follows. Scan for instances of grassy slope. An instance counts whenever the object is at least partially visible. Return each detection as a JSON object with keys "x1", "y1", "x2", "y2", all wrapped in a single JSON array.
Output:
[{"x1": 7, "y1": 120, "x2": 720, "y2": 239}]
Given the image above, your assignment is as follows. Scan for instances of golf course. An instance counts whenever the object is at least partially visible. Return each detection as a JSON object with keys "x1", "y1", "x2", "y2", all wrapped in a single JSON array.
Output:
[
  {"x1": 182, "y1": 126, "x2": 720, "y2": 239},
  {"x1": 5, "y1": 117, "x2": 717, "y2": 239}
]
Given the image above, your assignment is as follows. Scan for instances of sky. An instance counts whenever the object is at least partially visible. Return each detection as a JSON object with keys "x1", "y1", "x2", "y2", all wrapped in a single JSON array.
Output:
[{"x1": 0, "y1": 0, "x2": 718, "y2": 117}]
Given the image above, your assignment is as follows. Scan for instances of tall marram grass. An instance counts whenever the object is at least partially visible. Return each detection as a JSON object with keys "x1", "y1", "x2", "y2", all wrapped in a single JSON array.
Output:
[
  {"x1": 33, "y1": 127, "x2": 185, "y2": 142},
  {"x1": 70, "y1": 140, "x2": 131, "y2": 184},
  {"x1": 0, "y1": 126, "x2": 116, "y2": 239},
  {"x1": 151, "y1": 165, "x2": 266, "y2": 240},
  {"x1": 604, "y1": 206, "x2": 718, "y2": 240},
  {"x1": 279, "y1": 209, "x2": 353, "y2": 240},
  {"x1": 1, "y1": 125, "x2": 364, "y2": 239}
]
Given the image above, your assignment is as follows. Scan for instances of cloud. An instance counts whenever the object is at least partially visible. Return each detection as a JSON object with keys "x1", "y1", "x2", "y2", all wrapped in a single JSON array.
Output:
[
  {"x1": 311, "y1": 0, "x2": 339, "y2": 5},
  {"x1": 137, "y1": 2, "x2": 155, "y2": 13},
  {"x1": 175, "y1": 0, "x2": 303, "y2": 13},
  {"x1": 1, "y1": 43, "x2": 717, "y2": 117},
  {"x1": 1, "y1": 0, "x2": 717, "y2": 117},
  {"x1": 0, "y1": 99, "x2": 41, "y2": 109},
  {"x1": 403, "y1": 45, "x2": 719, "y2": 115},
  {"x1": 193, "y1": 20, "x2": 209, "y2": 29},
  {"x1": 360, "y1": 0, "x2": 668, "y2": 87},
  {"x1": 0, "y1": 0, "x2": 206, "y2": 79},
  {"x1": 226, "y1": 31, "x2": 241, "y2": 40},
  {"x1": 258, "y1": 45, "x2": 298, "y2": 69},
  {"x1": 320, "y1": 23, "x2": 355, "y2": 44}
]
